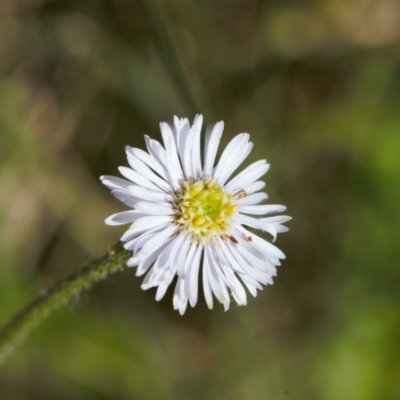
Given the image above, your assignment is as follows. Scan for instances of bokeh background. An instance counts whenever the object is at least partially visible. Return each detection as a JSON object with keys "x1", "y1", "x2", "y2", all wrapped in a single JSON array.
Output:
[{"x1": 1, "y1": 0, "x2": 400, "y2": 399}]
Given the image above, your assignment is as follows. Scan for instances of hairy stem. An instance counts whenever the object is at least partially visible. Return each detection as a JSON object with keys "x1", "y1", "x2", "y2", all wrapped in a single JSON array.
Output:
[{"x1": 0, "y1": 243, "x2": 130, "y2": 366}]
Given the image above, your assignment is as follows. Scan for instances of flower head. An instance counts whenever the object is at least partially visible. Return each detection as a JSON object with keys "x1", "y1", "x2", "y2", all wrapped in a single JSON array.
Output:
[{"x1": 101, "y1": 115, "x2": 291, "y2": 314}]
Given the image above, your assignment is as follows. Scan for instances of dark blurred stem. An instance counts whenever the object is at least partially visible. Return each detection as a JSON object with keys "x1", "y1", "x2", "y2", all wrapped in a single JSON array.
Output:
[
  {"x1": 0, "y1": 244, "x2": 130, "y2": 367},
  {"x1": 141, "y1": 0, "x2": 199, "y2": 117}
]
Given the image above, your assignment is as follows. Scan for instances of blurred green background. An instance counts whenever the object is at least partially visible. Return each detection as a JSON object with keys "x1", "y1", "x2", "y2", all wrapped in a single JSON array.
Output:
[{"x1": 1, "y1": 0, "x2": 400, "y2": 399}]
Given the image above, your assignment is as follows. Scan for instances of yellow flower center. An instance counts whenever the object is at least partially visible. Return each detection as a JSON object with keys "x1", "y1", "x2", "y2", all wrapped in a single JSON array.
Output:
[{"x1": 175, "y1": 178, "x2": 238, "y2": 243}]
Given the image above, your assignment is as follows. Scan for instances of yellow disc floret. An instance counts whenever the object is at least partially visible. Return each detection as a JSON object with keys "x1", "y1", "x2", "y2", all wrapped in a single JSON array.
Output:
[{"x1": 174, "y1": 178, "x2": 238, "y2": 243}]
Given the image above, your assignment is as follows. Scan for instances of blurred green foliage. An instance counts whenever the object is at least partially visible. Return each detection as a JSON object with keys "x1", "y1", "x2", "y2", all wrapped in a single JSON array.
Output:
[{"x1": 0, "y1": 0, "x2": 400, "y2": 399}]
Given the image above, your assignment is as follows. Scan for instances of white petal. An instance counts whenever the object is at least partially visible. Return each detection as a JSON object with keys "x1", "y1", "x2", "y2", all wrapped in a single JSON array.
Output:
[
  {"x1": 128, "y1": 226, "x2": 167, "y2": 253},
  {"x1": 219, "y1": 265, "x2": 247, "y2": 306},
  {"x1": 202, "y1": 250, "x2": 214, "y2": 309},
  {"x1": 238, "y1": 214, "x2": 291, "y2": 241},
  {"x1": 174, "y1": 117, "x2": 190, "y2": 164},
  {"x1": 261, "y1": 216, "x2": 292, "y2": 239},
  {"x1": 127, "y1": 254, "x2": 139, "y2": 267},
  {"x1": 123, "y1": 226, "x2": 164, "y2": 248},
  {"x1": 203, "y1": 121, "x2": 224, "y2": 177},
  {"x1": 121, "y1": 216, "x2": 172, "y2": 242},
  {"x1": 236, "y1": 192, "x2": 269, "y2": 205},
  {"x1": 242, "y1": 181, "x2": 266, "y2": 195},
  {"x1": 164, "y1": 137, "x2": 182, "y2": 190},
  {"x1": 225, "y1": 160, "x2": 269, "y2": 193},
  {"x1": 231, "y1": 226, "x2": 267, "y2": 261},
  {"x1": 191, "y1": 114, "x2": 203, "y2": 178},
  {"x1": 213, "y1": 133, "x2": 253, "y2": 185},
  {"x1": 105, "y1": 210, "x2": 146, "y2": 226},
  {"x1": 206, "y1": 246, "x2": 230, "y2": 310},
  {"x1": 126, "y1": 153, "x2": 171, "y2": 192},
  {"x1": 250, "y1": 234, "x2": 286, "y2": 260},
  {"x1": 214, "y1": 238, "x2": 246, "y2": 274},
  {"x1": 168, "y1": 233, "x2": 188, "y2": 276},
  {"x1": 193, "y1": 114, "x2": 203, "y2": 131},
  {"x1": 239, "y1": 275, "x2": 260, "y2": 297},
  {"x1": 160, "y1": 122, "x2": 178, "y2": 158},
  {"x1": 136, "y1": 236, "x2": 174, "y2": 277},
  {"x1": 187, "y1": 245, "x2": 203, "y2": 307},
  {"x1": 110, "y1": 190, "x2": 138, "y2": 208},
  {"x1": 128, "y1": 185, "x2": 173, "y2": 202},
  {"x1": 236, "y1": 243, "x2": 277, "y2": 276},
  {"x1": 220, "y1": 240, "x2": 272, "y2": 285},
  {"x1": 239, "y1": 204, "x2": 287, "y2": 215},
  {"x1": 155, "y1": 281, "x2": 170, "y2": 301},
  {"x1": 101, "y1": 176, "x2": 131, "y2": 191},
  {"x1": 211, "y1": 246, "x2": 247, "y2": 305},
  {"x1": 144, "y1": 135, "x2": 169, "y2": 184},
  {"x1": 178, "y1": 241, "x2": 197, "y2": 277},
  {"x1": 182, "y1": 123, "x2": 198, "y2": 178},
  {"x1": 127, "y1": 146, "x2": 168, "y2": 181},
  {"x1": 173, "y1": 277, "x2": 188, "y2": 315},
  {"x1": 219, "y1": 142, "x2": 253, "y2": 185},
  {"x1": 118, "y1": 167, "x2": 162, "y2": 192},
  {"x1": 179, "y1": 302, "x2": 188, "y2": 315},
  {"x1": 174, "y1": 237, "x2": 191, "y2": 277},
  {"x1": 160, "y1": 123, "x2": 184, "y2": 180},
  {"x1": 144, "y1": 136, "x2": 168, "y2": 170},
  {"x1": 148, "y1": 241, "x2": 176, "y2": 287},
  {"x1": 133, "y1": 201, "x2": 174, "y2": 216},
  {"x1": 141, "y1": 224, "x2": 178, "y2": 258}
]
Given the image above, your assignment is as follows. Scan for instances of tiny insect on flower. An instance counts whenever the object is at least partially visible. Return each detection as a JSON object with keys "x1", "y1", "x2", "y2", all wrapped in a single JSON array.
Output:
[{"x1": 101, "y1": 115, "x2": 291, "y2": 314}]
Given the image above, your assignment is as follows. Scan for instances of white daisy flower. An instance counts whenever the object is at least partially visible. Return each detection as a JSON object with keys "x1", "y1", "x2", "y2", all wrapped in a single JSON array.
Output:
[{"x1": 101, "y1": 115, "x2": 291, "y2": 314}]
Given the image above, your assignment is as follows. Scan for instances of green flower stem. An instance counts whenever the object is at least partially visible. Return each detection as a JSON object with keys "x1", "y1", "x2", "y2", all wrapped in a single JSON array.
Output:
[{"x1": 0, "y1": 243, "x2": 131, "y2": 366}]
